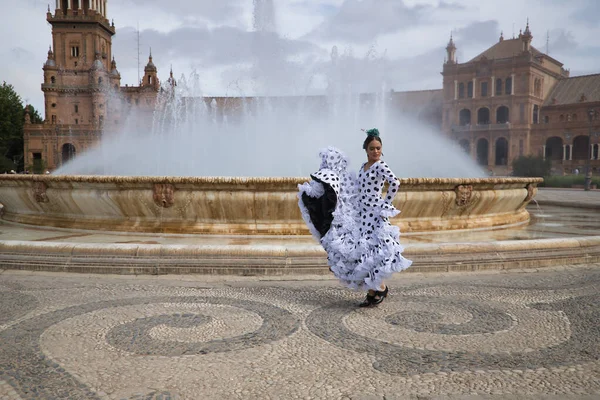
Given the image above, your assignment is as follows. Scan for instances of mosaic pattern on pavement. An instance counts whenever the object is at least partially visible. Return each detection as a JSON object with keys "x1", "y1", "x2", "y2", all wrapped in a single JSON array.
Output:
[{"x1": 0, "y1": 266, "x2": 599, "y2": 399}]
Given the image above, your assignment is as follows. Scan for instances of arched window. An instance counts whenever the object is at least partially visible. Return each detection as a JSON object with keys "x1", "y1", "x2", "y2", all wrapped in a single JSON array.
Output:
[
  {"x1": 458, "y1": 82, "x2": 465, "y2": 98},
  {"x1": 559, "y1": 114, "x2": 565, "y2": 122},
  {"x1": 459, "y1": 139, "x2": 470, "y2": 154},
  {"x1": 545, "y1": 137, "x2": 564, "y2": 160},
  {"x1": 572, "y1": 113, "x2": 578, "y2": 121},
  {"x1": 572, "y1": 135, "x2": 590, "y2": 160},
  {"x1": 496, "y1": 106, "x2": 509, "y2": 124},
  {"x1": 544, "y1": 115, "x2": 550, "y2": 123},
  {"x1": 50, "y1": 76, "x2": 56, "y2": 84},
  {"x1": 495, "y1": 138, "x2": 509, "y2": 165},
  {"x1": 495, "y1": 78, "x2": 502, "y2": 95},
  {"x1": 62, "y1": 143, "x2": 76, "y2": 164},
  {"x1": 476, "y1": 138, "x2": 489, "y2": 166},
  {"x1": 533, "y1": 105, "x2": 539, "y2": 124},
  {"x1": 505, "y1": 77, "x2": 512, "y2": 95},
  {"x1": 148, "y1": 75, "x2": 153, "y2": 85},
  {"x1": 459, "y1": 109, "x2": 471, "y2": 126},
  {"x1": 467, "y1": 81, "x2": 473, "y2": 98},
  {"x1": 477, "y1": 107, "x2": 490, "y2": 124}
]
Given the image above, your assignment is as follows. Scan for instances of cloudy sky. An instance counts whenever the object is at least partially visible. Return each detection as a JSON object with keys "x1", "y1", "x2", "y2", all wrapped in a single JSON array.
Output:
[{"x1": 2, "y1": 0, "x2": 599, "y2": 113}]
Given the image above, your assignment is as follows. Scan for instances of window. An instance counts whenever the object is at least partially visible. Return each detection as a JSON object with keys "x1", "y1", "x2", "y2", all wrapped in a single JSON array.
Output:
[
  {"x1": 99, "y1": 115, "x2": 104, "y2": 126},
  {"x1": 534, "y1": 78, "x2": 542, "y2": 97},
  {"x1": 32, "y1": 153, "x2": 44, "y2": 174},
  {"x1": 50, "y1": 76, "x2": 56, "y2": 84},
  {"x1": 495, "y1": 78, "x2": 502, "y2": 95},
  {"x1": 559, "y1": 114, "x2": 564, "y2": 122},
  {"x1": 71, "y1": 46, "x2": 80, "y2": 57},
  {"x1": 51, "y1": 103, "x2": 56, "y2": 108},
  {"x1": 505, "y1": 77, "x2": 512, "y2": 95},
  {"x1": 533, "y1": 105, "x2": 539, "y2": 124},
  {"x1": 458, "y1": 83, "x2": 465, "y2": 98},
  {"x1": 544, "y1": 115, "x2": 549, "y2": 123},
  {"x1": 467, "y1": 81, "x2": 473, "y2": 98},
  {"x1": 572, "y1": 113, "x2": 578, "y2": 121},
  {"x1": 98, "y1": 77, "x2": 103, "y2": 84},
  {"x1": 481, "y1": 81, "x2": 488, "y2": 97},
  {"x1": 75, "y1": 119, "x2": 78, "y2": 125},
  {"x1": 51, "y1": 115, "x2": 56, "y2": 124},
  {"x1": 74, "y1": 105, "x2": 79, "y2": 113}
]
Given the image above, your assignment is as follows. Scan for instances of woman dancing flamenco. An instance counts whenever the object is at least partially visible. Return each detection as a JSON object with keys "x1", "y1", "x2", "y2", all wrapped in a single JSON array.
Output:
[{"x1": 298, "y1": 128, "x2": 412, "y2": 307}]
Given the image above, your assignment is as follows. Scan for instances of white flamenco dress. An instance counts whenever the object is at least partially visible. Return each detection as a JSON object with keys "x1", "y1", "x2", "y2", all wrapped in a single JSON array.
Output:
[{"x1": 298, "y1": 147, "x2": 412, "y2": 291}]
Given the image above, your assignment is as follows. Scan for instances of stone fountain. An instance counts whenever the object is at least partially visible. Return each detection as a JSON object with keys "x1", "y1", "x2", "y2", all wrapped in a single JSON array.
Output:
[{"x1": 0, "y1": 175, "x2": 540, "y2": 235}]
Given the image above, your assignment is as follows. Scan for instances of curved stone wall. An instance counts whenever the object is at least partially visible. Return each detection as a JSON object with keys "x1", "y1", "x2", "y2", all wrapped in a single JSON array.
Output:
[{"x1": 0, "y1": 175, "x2": 542, "y2": 234}]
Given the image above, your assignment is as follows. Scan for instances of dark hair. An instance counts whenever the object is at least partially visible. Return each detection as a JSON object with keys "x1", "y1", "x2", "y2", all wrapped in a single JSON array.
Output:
[{"x1": 363, "y1": 135, "x2": 382, "y2": 150}]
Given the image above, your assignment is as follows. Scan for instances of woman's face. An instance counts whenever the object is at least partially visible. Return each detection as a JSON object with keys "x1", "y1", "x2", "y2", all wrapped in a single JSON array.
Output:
[{"x1": 366, "y1": 139, "x2": 382, "y2": 163}]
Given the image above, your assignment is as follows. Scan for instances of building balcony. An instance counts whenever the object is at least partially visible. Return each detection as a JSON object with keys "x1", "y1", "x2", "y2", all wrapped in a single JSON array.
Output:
[
  {"x1": 451, "y1": 122, "x2": 511, "y2": 132},
  {"x1": 47, "y1": 12, "x2": 114, "y2": 33}
]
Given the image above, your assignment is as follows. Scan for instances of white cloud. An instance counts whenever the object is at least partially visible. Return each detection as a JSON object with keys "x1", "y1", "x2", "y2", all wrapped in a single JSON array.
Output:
[{"x1": 1, "y1": 0, "x2": 599, "y2": 115}]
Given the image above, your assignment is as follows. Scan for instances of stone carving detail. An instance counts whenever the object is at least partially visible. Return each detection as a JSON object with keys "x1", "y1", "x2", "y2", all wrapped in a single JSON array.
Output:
[
  {"x1": 32, "y1": 182, "x2": 49, "y2": 203},
  {"x1": 153, "y1": 183, "x2": 175, "y2": 208},
  {"x1": 525, "y1": 184, "x2": 536, "y2": 203},
  {"x1": 455, "y1": 185, "x2": 473, "y2": 207}
]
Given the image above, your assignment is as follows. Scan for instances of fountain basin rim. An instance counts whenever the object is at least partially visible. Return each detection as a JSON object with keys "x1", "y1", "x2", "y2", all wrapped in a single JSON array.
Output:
[{"x1": 0, "y1": 175, "x2": 544, "y2": 186}]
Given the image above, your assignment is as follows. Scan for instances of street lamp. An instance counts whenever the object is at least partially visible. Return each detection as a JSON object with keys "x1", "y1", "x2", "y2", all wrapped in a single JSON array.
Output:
[{"x1": 585, "y1": 109, "x2": 595, "y2": 191}]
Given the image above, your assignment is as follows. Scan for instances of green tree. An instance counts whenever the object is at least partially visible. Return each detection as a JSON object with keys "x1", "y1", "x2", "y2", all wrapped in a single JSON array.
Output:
[
  {"x1": 27, "y1": 104, "x2": 44, "y2": 124},
  {"x1": 0, "y1": 81, "x2": 25, "y2": 172},
  {"x1": 511, "y1": 155, "x2": 552, "y2": 177}
]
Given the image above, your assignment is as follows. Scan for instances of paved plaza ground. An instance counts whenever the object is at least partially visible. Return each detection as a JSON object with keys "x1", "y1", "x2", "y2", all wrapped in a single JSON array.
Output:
[
  {"x1": 1, "y1": 265, "x2": 599, "y2": 399},
  {"x1": 0, "y1": 188, "x2": 599, "y2": 399}
]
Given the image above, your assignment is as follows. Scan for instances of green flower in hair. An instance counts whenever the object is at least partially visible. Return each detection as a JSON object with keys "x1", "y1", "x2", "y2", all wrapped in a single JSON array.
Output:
[{"x1": 365, "y1": 128, "x2": 380, "y2": 137}]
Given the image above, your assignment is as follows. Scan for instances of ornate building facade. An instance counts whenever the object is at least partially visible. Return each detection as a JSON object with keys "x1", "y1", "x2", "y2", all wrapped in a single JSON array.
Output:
[
  {"x1": 23, "y1": 0, "x2": 160, "y2": 172},
  {"x1": 442, "y1": 23, "x2": 600, "y2": 175},
  {"x1": 24, "y1": 10, "x2": 599, "y2": 176}
]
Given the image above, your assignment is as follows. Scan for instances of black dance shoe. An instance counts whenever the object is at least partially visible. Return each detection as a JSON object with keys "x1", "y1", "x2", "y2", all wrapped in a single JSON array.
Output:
[
  {"x1": 359, "y1": 293, "x2": 376, "y2": 307},
  {"x1": 370, "y1": 286, "x2": 389, "y2": 305}
]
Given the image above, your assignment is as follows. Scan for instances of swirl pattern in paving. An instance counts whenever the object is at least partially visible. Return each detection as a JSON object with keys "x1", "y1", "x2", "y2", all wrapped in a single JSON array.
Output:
[{"x1": 0, "y1": 268, "x2": 599, "y2": 399}]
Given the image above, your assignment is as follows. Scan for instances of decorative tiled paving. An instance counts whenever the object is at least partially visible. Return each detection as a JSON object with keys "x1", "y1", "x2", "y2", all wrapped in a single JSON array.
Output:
[{"x1": 0, "y1": 266, "x2": 599, "y2": 399}]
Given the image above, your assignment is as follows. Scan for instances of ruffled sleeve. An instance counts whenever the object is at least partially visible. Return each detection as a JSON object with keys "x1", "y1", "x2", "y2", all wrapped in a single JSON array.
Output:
[{"x1": 377, "y1": 161, "x2": 400, "y2": 206}]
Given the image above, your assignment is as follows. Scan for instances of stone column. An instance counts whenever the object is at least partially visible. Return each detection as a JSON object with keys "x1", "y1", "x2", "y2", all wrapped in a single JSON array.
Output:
[
  {"x1": 542, "y1": 145, "x2": 546, "y2": 160},
  {"x1": 104, "y1": 1, "x2": 107, "y2": 16},
  {"x1": 454, "y1": 80, "x2": 458, "y2": 100},
  {"x1": 472, "y1": 78, "x2": 476, "y2": 98},
  {"x1": 511, "y1": 73, "x2": 515, "y2": 95},
  {"x1": 56, "y1": 0, "x2": 59, "y2": 10},
  {"x1": 562, "y1": 144, "x2": 567, "y2": 160},
  {"x1": 569, "y1": 145, "x2": 573, "y2": 161},
  {"x1": 591, "y1": 144, "x2": 595, "y2": 160},
  {"x1": 491, "y1": 76, "x2": 495, "y2": 97}
]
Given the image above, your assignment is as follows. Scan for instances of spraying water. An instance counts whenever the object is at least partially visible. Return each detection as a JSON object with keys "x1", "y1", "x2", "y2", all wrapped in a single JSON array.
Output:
[{"x1": 54, "y1": 1, "x2": 485, "y2": 178}]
